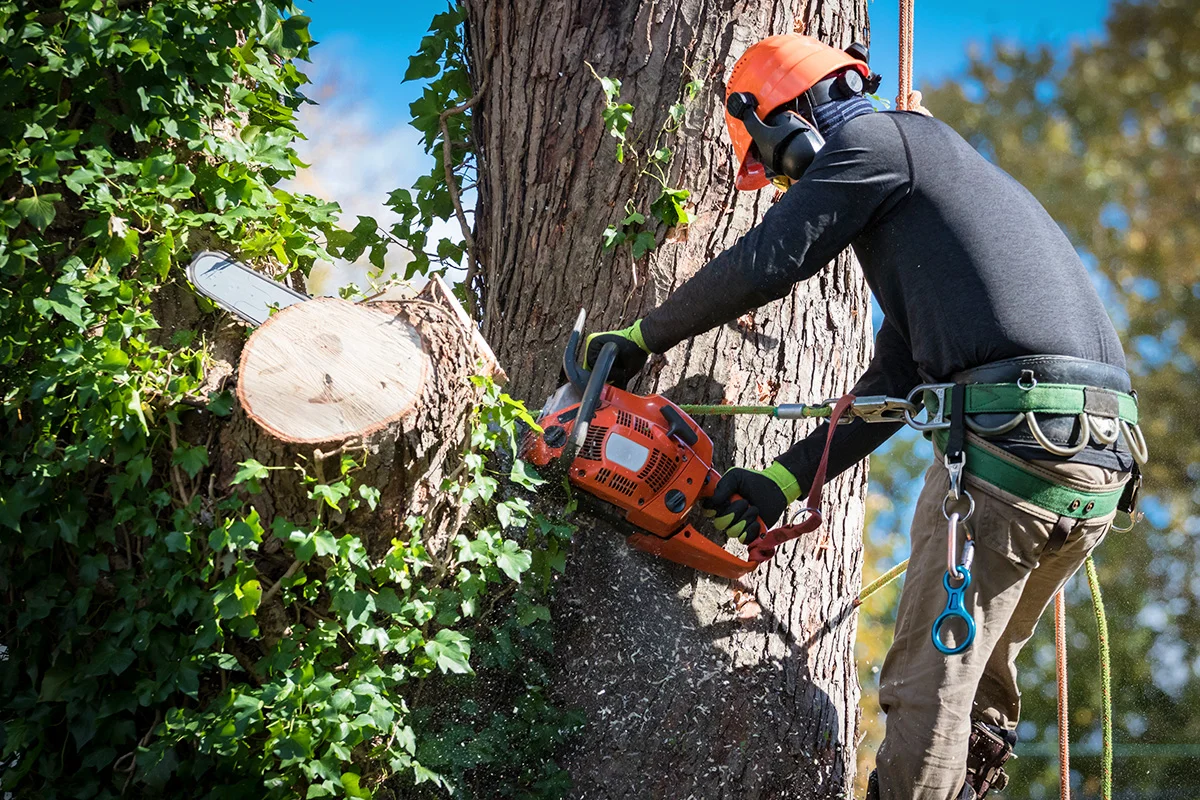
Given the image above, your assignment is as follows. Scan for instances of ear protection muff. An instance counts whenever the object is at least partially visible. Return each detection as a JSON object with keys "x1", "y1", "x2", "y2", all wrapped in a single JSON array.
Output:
[{"x1": 726, "y1": 92, "x2": 826, "y2": 182}]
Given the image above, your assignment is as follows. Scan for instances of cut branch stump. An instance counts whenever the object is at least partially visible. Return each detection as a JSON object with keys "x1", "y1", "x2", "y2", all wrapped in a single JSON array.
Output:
[{"x1": 216, "y1": 278, "x2": 501, "y2": 560}]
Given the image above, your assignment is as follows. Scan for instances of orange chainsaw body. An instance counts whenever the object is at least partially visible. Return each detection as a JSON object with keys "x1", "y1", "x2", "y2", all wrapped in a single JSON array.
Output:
[{"x1": 524, "y1": 383, "x2": 758, "y2": 580}]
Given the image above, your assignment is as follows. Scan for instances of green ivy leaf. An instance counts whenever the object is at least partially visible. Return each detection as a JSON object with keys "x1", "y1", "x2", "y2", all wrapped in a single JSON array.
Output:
[
  {"x1": 313, "y1": 530, "x2": 338, "y2": 558},
  {"x1": 340, "y1": 773, "x2": 371, "y2": 799},
  {"x1": 99, "y1": 346, "x2": 129, "y2": 371},
  {"x1": 206, "y1": 391, "x2": 235, "y2": 417},
  {"x1": 599, "y1": 76, "x2": 621, "y2": 102},
  {"x1": 172, "y1": 443, "x2": 209, "y2": 479},
  {"x1": 232, "y1": 459, "x2": 272, "y2": 486},
  {"x1": 495, "y1": 539, "x2": 532, "y2": 582},
  {"x1": 310, "y1": 482, "x2": 351, "y2": 511},
  {"x1": 651, "y1": 187, "x2": 692, "y2": 227},
  {"x1": 508, "y1": 460, "x2": 545, "y2": 490},
  {"x1": 601, "y1": 225, "x2": 625, "y2": 250},
  {"x1": 357, "y1": 485, "x2": 380, "y2": 511},
  {"x1": 239, "y1": 579, "x2": 262, "y2": 616},
  {"x1": 631, "y1": 231, "x2": 657, "y2": 259},
  {"x1": 425, "y1": 629, "x2": 472, "y2": 675},
  {"x1": 17, "y1": 194, "x2": 59, "y2": 232}
]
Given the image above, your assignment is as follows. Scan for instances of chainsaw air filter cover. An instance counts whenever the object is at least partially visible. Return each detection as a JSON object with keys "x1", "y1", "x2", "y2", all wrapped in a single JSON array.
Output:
[{"x1": 523, "y1": 385, "x2": 715, "y2": 539}]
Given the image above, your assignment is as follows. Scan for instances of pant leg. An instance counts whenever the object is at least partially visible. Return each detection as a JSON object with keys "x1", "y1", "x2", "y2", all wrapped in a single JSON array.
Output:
[
  {"x1": 971, "y1": 457, "x2": 1127, "y2": 731},
  {"x1": 876, "y1": 457, "x2": 1041, "y2": 800}
]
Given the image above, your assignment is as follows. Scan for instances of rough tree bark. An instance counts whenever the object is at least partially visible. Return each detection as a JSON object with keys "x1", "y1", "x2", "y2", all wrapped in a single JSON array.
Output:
[{"x1": 466, "y1": 1, "x2": 873, "y2": 797}]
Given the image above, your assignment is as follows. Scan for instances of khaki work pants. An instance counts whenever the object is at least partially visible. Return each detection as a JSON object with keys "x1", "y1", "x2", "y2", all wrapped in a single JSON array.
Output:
[{"x1": 875, "y1": 435, "x2": 1128, "y2": 800}]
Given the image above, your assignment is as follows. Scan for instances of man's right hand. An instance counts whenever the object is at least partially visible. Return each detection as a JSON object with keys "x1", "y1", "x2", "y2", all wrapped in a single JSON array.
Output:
[
  {"x1": 584, "y1": 320, "x2": 651, "y2": 389},
  {"x1": 701, "y1": 462, "x2": 802, "y2": 543}
]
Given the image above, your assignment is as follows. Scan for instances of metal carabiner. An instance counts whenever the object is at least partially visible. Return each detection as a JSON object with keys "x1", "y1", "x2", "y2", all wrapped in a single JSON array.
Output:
[
  {"x1": 1119, "y1": 420, "x2": 1150, "y2": 465},
  {"x1": 849, "y1": 395, "x2": 921, "y2": 424},
  {"x1": 965, "y1": 412, "x2": 1025, "y2": 437},
  {"x1": 904, "y1": 383, "x2": 956, "y2": 431},
  {"x1": 934, "y1": 511, "x2": 977, "y2": 655},
  {"x1": 942, "y1": 483, "x2": 975, "y2": 521},
  {"x1": 1089, "y1": 415, "x2": 1121, "y2": 446}
]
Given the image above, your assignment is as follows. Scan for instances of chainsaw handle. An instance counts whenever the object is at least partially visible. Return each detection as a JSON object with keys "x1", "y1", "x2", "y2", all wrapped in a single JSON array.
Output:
[
  {"x1": 567, "y1": 341, "x2": 616, "y2": 457},
  {"x1": 698, "y1": 472, "x2": 769, "y2": 547},
  {"x1": 729, "y1": 491, "x2": 770, "y2": 546}
]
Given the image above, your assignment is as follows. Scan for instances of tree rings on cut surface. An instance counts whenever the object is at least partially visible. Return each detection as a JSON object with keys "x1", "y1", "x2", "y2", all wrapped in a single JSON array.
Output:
[{"x1": 237, "y1": 298, "x2": 430, "y2": 444}]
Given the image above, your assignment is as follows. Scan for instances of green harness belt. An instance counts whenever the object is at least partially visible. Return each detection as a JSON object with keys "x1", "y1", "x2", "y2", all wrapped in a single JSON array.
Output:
[
  {"x1": 925, "y1": 382, "x2": 1138, "y2": 520},
  {"x1": 940, "y1": 383, "x2": 1138, "y2": 425}
]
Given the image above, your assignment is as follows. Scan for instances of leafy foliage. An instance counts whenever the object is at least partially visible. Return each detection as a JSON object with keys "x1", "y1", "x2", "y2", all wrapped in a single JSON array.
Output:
[
  {"x1": 0, "y1": 1, "x2": 578, "y2": 797},
  {"x1": 589, "y1": 66, "x2": 704, "y2": 260},
  {"x1": 383, "y1": 4, "x2": 475, "y2": 284}
]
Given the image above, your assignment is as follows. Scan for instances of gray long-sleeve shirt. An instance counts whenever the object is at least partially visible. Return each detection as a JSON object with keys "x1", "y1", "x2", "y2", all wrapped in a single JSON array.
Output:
[{"x1": 641, "y1": 110, "x2": 1128, "y2": 493}]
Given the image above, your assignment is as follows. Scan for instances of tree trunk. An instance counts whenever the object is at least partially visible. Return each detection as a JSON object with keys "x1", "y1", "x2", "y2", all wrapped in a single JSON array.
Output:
[{"x1": 466, "y1": 1, "x2": 872, "y2": 797}]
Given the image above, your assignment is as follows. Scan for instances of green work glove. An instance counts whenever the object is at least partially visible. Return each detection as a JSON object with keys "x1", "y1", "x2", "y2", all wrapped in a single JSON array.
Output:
[
  {"x1": 584, "y1": 319, "x2": 652, "y2": 389},
  {"x1": 701, "y1": 462, "x2": 803, "y2": 543}
]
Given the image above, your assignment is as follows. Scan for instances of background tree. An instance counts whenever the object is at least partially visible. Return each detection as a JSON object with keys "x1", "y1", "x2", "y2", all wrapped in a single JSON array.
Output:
[{"x1": 464, "y1": 1, "x2": 876, "y2": 796}]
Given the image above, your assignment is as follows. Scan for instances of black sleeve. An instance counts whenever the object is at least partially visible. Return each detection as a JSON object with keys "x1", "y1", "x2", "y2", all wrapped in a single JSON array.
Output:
[
  {"x1": 775, "y1": 316, "x2": 924, "y2": 496},
  {"x1": 640, "y1": 114, "x2": 911, "y2": 353}
]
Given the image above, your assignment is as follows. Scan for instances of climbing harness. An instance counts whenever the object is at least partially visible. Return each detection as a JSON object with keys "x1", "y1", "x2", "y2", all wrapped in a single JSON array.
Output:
[{"x1": 684, "y1": 367, "x2": 1138, "y2": 798}]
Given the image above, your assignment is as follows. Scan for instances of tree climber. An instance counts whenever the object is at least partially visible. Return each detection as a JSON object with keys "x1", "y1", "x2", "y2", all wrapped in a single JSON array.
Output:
[{"x1": 584, "y1": 34, "x2": 1142, "y2": 800}]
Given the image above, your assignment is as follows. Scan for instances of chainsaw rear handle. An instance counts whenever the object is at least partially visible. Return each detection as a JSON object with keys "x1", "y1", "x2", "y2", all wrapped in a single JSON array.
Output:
[{"x1": 697, "y1": 470, "x2": 769, "y2": 550}]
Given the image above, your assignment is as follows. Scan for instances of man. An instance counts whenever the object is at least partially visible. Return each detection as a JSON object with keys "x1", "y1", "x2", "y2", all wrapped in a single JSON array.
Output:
[{"x1": 584, "y1": 34, "x2": 1141, "y2": 800}]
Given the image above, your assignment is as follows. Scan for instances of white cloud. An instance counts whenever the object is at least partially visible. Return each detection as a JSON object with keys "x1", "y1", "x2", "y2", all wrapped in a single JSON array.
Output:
[{"x1": 284, "y1": 49, "x2": 464, "y2": 296}]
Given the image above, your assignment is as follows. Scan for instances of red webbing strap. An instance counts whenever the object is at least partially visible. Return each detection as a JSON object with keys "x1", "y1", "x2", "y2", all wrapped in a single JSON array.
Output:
[{"x1": 748, "y1": 394, "x2": 856, "y2": 563}]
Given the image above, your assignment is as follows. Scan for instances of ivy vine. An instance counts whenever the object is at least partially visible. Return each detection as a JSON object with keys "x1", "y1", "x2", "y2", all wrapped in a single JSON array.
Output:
[
  {"x1": 0, "y1": 2, "x2": 578, "y2": 798},
  {"x1": 589, "y1": 65, "x2": 705, "y2": 260}
]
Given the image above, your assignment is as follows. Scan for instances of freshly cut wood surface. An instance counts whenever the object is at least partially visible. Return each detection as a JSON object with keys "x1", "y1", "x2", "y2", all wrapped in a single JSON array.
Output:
[{"x1": 237, "y1": 298, "x2": 429, "y2": 444}]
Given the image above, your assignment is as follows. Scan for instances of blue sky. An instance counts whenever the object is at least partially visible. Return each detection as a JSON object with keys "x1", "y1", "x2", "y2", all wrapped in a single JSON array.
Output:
[
  {"x1": 290, "y1": 0, "x2": 1112, "y2": 294},
  {"x1": 298, "y1": 0, "x2": 1110, "y2": 130}
]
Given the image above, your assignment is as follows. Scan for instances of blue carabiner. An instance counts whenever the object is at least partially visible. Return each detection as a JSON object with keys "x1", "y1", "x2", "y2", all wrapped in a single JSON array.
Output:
[{"x1": 932, "y1": 566, "x2": 976, "y2": 655}]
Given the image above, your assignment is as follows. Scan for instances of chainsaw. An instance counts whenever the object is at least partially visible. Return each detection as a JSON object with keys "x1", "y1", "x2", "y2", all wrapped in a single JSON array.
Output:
[
  {"x1": 522, "y1": 310, "x2": 848, "y2": 580},
  {"x1": 183, "y1": 253, "x2": 846, "y2": 579}
]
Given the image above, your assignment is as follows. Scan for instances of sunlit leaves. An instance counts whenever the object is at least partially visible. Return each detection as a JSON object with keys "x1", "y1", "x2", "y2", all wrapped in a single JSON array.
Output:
[
  {"x1": 16, "y1": 193, "x2": 57, "y2": 231},
  {"x1": 2, "y1": 0, "x2": 577, "y2": 795},
  {"x1": 589, "y1": 69, "x2": 702, "y2": 260}
]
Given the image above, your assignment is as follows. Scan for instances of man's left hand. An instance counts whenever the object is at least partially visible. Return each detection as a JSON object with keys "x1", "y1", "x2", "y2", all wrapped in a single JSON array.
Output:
[{"x1": 584, "y1": 320, "x2": 651, "y2": 389}]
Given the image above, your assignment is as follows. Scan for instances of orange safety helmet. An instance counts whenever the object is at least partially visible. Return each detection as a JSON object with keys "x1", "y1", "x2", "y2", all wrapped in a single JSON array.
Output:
[{"x1": 725, "y1": 34, "x2": 870, "y2": 191}]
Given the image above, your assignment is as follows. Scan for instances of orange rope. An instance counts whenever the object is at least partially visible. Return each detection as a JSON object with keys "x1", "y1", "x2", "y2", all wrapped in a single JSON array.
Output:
[
  {"x1": 897, "y1": 0, "x2": 914, "y2": 110},
  {"x1": 1055, "y1": 589, "x2": 1071, "y2": 799}
]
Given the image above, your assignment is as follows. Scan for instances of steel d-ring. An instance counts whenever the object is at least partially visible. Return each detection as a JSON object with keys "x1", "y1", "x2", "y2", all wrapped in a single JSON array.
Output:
[
  {"x1": 942, "y1": 490, "x2": 975, "y2": 523},
  {"x1": 932, "y1": 567, "x2": 976, "y2": 655}
]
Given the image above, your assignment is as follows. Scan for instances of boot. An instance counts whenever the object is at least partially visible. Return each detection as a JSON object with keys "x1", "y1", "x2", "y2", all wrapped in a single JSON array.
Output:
[{"x1": 964, "y1": 721, "x2": 1016, "y2": 797}]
